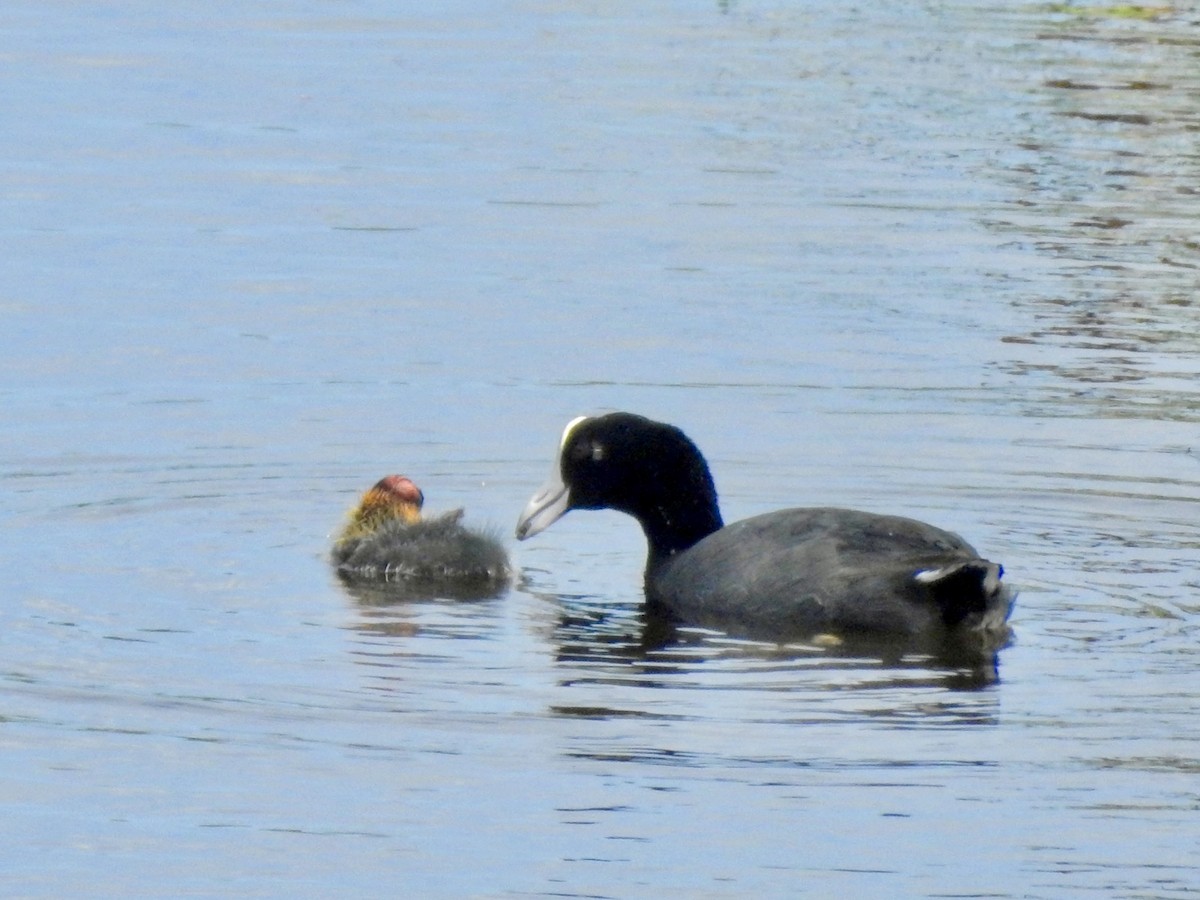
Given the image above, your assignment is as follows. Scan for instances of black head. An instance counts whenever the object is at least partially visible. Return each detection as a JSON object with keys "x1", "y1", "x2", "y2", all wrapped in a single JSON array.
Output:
[{"x1": 516, "y1": 412, "x2": 723, "y2": 559}]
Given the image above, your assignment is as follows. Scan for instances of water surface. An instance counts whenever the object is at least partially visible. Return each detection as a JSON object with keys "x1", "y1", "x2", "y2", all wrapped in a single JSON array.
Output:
[{"x1": 2, "y1": 2, "x2": 1198, "y2": 897}]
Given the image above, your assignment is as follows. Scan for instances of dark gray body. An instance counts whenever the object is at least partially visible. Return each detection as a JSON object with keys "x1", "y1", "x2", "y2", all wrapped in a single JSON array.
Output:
[
  {"x1": 334, "y1": 509, "x2": 510, "y2": 584},
  {"x1": 648, "y1": 507, "x2": 1012, "y2": 642}
]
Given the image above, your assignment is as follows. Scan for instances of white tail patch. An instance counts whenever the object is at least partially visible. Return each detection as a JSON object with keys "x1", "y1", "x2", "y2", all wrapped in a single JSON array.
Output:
[
  {"x1": 915, "y1": 561, "x2": 1004, "y2": 594},
  {"x1": 914, "y1": 565, "x2": 955, "y2": 584}
]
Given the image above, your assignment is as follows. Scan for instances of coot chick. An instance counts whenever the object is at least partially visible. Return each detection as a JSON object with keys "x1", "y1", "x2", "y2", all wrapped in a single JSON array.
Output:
[
  {"x1": 515, "y1": 413, "x2": 1013, "y2": 644},
  {"x1": 333, "y1": 475, "x2": 510, "y2": 585}
]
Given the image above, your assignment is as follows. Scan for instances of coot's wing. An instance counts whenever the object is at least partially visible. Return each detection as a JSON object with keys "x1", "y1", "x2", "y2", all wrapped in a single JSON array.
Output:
[{"x1": 649, "y1": 507, "x2": 990, "y2": 637}]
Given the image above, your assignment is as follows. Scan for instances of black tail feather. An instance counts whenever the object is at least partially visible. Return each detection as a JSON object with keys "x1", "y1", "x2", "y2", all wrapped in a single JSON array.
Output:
[{"x1": 918, "y1": 561, "x2": 1010, "y2": 629}]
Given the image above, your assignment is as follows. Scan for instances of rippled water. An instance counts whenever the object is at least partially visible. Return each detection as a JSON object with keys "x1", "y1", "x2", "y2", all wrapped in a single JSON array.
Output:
[{"x1": 2, "y1": 2, "x2": 1198, "y2": 897}]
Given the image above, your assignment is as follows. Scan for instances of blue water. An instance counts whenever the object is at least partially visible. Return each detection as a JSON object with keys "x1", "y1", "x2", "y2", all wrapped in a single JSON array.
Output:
[{"x1": 2, "y1": 2, "x2": 1198, "y2": 897}]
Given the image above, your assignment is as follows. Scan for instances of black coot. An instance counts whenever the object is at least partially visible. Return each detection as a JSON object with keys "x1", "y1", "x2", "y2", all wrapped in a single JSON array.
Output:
[
  {"x1": 515, "y1": 413, "x2": 1013, "y2": 644},
  {"x1": 334, "y1": 474, "x2": 510, "y2": 585}
]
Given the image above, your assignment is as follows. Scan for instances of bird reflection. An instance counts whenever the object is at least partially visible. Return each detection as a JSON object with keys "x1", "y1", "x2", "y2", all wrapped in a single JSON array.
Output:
[
  {"x1": 336, "y1": 575, "x2": 510, "y2": 642},
  {"x1": 338, "y1": 572, "x2": 510, "y2": 606},
  {"x1": 537, "y1": 585, "x2": 1009, "y2": 694}
]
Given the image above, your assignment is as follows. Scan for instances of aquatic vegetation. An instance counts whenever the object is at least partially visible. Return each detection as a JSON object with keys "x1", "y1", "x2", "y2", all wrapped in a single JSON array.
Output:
[{"x1": 1045, "y1": 3, "x2": 1174, "y2": 19}]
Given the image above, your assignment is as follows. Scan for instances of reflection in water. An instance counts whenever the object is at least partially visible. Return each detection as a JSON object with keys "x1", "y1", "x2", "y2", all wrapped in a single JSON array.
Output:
[
  {"x1": 337, "y1": 571, "x2": 511, "y2": 606},
  {"x1": 993, "y1": 7, "x2": 1200, "y2": 405},
  {"x1": 537, "y1": 589, "x2": 1005, "y2": 782},
  {"x1": 337, "y1": 575, "x2": 510, "y2": 646},
  {"x1": 537, "y1": 586, "x2": 1007, "y2": 698}
]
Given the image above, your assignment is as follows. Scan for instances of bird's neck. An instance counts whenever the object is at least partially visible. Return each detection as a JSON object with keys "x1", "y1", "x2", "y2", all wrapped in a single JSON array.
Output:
[{"x1": 637, "y1": 493, "x2": 724, "y2": 566}]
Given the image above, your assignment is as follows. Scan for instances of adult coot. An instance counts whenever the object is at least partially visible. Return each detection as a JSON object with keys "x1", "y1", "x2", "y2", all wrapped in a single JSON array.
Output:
[
  {"x1": 515, "y1": 413, "x2": 1013, "y2": 643},
  {"x1": 333, "y1": 474, "x2": 510, "y2": 586}
]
